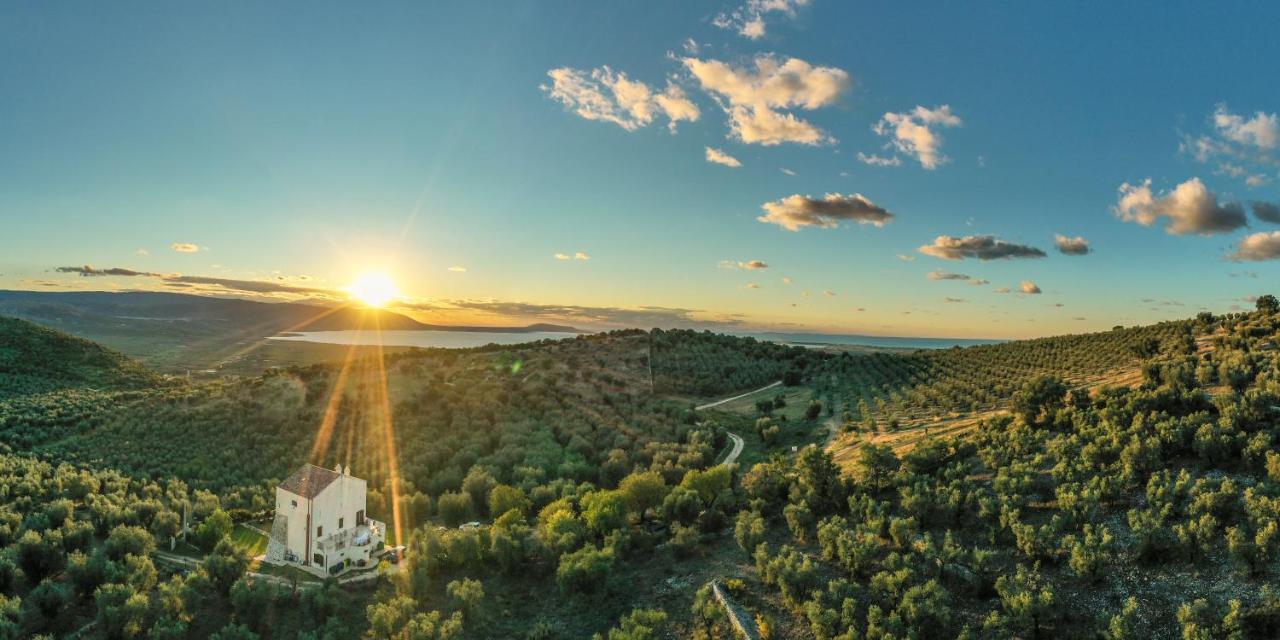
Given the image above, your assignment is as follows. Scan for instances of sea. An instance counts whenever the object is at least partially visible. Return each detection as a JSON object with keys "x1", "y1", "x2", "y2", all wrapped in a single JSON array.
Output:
[{"x1": 269, "y1": 328, "x2": 1002, "y2": 351}]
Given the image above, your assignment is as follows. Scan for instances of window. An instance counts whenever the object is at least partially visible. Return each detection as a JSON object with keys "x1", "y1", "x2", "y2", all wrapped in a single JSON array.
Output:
[
  {"x1": 339, "y1": 517, "x2": 344, "y2": 529},
  {"x1": 316, "y1": 526, "x2": 323, "y2": 538},
  {"x1": 356, "y1": 509, "x2": 365, "y2": 525},
  {"x1": 313, "y1": 553, "x2": 324, "y2": 567},
  {"x1": 291, "y1": 500, "x2": 297, "y2": 508}
]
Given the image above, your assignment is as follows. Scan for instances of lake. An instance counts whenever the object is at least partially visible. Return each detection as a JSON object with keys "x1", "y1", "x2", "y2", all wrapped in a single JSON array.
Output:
[{"x1": 268, "y1": 329, "x2": 581, "y2": 349}]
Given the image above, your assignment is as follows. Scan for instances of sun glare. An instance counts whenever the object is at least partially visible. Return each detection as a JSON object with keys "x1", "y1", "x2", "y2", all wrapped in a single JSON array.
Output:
[{"x1": 349, "y1": 272, "x2": 398, "y2": 308}]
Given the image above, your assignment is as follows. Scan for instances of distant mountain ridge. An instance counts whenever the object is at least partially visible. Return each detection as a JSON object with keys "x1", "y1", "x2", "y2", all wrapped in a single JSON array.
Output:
[
  {"x1": 0, "y1": 290, "x2": 582, "y2": 334},
  {"x1": 0, "y1": 290, "x2": 582, "y2": 372}
]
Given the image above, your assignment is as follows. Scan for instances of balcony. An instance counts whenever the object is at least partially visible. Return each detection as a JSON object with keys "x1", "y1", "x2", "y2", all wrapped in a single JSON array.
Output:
[{"x1": 315, "y1": 517, "x2": 385, "y2": 554}]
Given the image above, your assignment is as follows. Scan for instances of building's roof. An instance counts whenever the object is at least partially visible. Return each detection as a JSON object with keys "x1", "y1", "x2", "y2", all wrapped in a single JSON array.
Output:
[{"x1": 278, "y1": 464, "x2": 341, "y2": 498}]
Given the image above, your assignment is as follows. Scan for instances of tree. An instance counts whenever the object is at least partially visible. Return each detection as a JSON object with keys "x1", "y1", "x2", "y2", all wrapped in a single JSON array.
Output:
[
  {"x1": 95, "y1": 583, "x2": 149, "y2": 640},
  {"x1": 556, "y1": 545, "x2": 614, "y2": 594},
  {"x1": 593, "y1": 608, "x2": 667, "y2": 640},
  {"x1": 680, "y1": 466, "x2": 732, "y2": 507},
  {"x1": 855, "y1": 444, "x2": 899, "y2": 492},
  {"x1": 367, "y1": 595, "x2": 416, "y2": 640},
  {"x1": 209, "y1": 623, "x2": 260, "y2": 640},
  {"x1": 987, "y1": 567, "x2": 1057, "y2": 639},
  {"x1": 193, "y1": 509, "x2": 233, "y2": 551},
  {"x1": 1065, "y1": 524, "x2": 1114, "y2": 582},
  {"x1": 14, "y1": 530, "x2": 64, "y2": 584},
  {"x1": 618, "y1": 471, "x2": 668, "y2": 523},
  {"x1": 581, "y1": 490, "x2": 628, "y2": 536},
  {"x1": 487, "y1": 485, "x2": 530, "y2": 519},
  {"x1": 437, "y1": 492, "x2": 473, "y2": 527},
  {"x1": 446, "y1": 578, "x2": 484, "y2": 621},
  {"x1": 805, "y1": 401, "x2": 823, "y2": 420},
  {"x1": 1256, "y1": 294, "x2": 1279, "y2": 314},
  {"x1": 104, "y1": 524, "x2": 156, "y2": 561},
  {"x1": 24, "y1": 579, "x2": 66, "y2": 631},
  {"x1": 1013, "y1": 376, "x2": 1067, "y2": 425},
  {"x1": 230, "y1": 577, "x2": 276, "y2": 632},
  {"x1": 734, "y1": 510, "x2": 766, "y2": 553},
  {"x1": 462, "y1": 467, "x2": 498, "y2": 515},
  {"x1": 204, "y1": 537, "x2": 250, "y2": 596},
  {"x1": 1103, "y1": 597, "x2": 1141, "y2": 640}
]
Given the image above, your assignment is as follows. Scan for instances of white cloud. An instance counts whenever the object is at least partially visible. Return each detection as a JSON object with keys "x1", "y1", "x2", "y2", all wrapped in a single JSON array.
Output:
[
  {"x1": 448, "y1": 266, "x2": 467, "y2": 272},
  {"x1": 927, "y1": 270, "x2": 971, "y2": 281},
  {"x1": 713, "y1": 0, "x2": 809, "y2": 40},
  {"x1": 1214, "y1": 104, "x2": 1279, "y2": 150},
  {"x1": 135, "y1": 249, "x2": 149, "y2": 256},
  {"x1": 705, "y1": 147, "x2": 742, "y2": 167},
  {"x1": 758, "y1": 193, "x2": 893, "y2": 231},
  {"x1": 1229, "y1": 231, "x2": 1280, "y2": 261},
  {"x1": 918, "y1": 235, "x2": 1045, "y2": 260},
  {"x1": 871, "y1": 105, "x2": 962, "y2": 169},
  {"x1": 682, "y1": 55, "x2": 849, "y2": 146},
  {"x1": 823, "y1": 290, "x2": 835, "y2": 296},
  {"x1": 1182, "y1": 104, "x2": 1280, "y2": 189},
  {"x1": 1114, "y1": 177, "x2": 1246, "y2": 235},
  {"x1": 1020, "y1": 281, "x2": 1042, "y2": 294},
  {"x1": 1053, "y1": 234, "x2": 1091, "y2": 255},
  {"x1": 857, "y1": 152, "x2": 902, "y2": 167},
  {"x1": 543, "y1": 66, "x2": 699, "y2": 132},
  {"x1": 555, "y1": 252, "x2": 590, "y2": 261},
  {"x1": 746, "y1": 282, "x2": 761, "y2": 289},
  {"x1": 171, "y1": 243, "x2": 200, "y2": 253},
  {"x1": 780, "y1": 168, "x2": 795, "y2": 176},
  {"x1": 719, "y1": 259, "x2": 769, "y2": 270}
]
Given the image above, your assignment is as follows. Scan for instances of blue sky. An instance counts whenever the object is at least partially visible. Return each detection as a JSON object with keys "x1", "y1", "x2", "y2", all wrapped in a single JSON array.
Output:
[{"x1": 3, "y1": 1, "x2": 1280, "y2": 338}]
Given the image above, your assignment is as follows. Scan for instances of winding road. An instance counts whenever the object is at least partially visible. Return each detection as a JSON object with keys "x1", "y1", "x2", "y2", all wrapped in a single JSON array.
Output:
[{"x1": 697, "y1": 380, "x2": 781, "y2": 466}]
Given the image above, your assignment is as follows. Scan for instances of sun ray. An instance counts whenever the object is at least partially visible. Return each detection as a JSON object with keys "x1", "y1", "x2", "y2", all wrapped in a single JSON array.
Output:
[{"x1": 372, "y1": 311, "x2": 405, "y2": 549}]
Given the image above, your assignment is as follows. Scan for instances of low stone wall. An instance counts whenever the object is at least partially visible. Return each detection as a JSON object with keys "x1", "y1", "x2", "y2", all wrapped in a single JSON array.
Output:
[{"x1": 710, "y1": 580, "x2": 760, "y2": 640}]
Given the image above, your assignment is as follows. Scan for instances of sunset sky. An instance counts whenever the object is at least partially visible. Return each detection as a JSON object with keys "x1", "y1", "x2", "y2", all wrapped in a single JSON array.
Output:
[{"x1": 4, "y1": 2, "x2": 1280, "y2": 338}]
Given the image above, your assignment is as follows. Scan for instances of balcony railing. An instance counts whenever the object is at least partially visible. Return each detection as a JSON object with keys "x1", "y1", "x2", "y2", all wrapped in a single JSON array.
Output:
[{"x1": 315, "y1": 518, "x2": 384, "y2": 553}]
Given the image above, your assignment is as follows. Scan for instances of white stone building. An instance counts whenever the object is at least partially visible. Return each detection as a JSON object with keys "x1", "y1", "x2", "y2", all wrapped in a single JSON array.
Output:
[{"x1": 265, "y1": 463, "x2": 385, "y2": 574}]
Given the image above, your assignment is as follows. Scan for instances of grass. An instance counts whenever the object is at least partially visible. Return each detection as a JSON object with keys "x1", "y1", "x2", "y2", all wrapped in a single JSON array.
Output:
[{"x1": 231, "y1": 523, "x2": 269, "y2": 557}]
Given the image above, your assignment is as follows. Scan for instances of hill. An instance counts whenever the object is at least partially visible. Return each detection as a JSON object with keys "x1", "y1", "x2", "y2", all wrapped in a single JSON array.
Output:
[
  {"x1": 0, "y1": 290, "x2": 581, "y2": 373},
  {"x1": 4, "y1": 307, "x2": 1280, "y2": 638},
  {"x1": 0, "y1": 315, "x2": 159, "y2": 398}
]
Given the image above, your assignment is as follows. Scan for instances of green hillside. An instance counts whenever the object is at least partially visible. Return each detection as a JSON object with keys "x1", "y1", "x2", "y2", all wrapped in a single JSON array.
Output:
[
  {"x1": 3, "y1": 309, "x2": 1280, "y2": 638},
  {"x1": 0, "y1": 315, "x2": 159, "y2": 398}
]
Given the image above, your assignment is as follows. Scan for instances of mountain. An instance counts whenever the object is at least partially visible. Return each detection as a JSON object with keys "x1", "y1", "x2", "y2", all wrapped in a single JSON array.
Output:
[
  {"x1": 0, "y1": 290, "x2": 582, "y2": 372},
  {"x1": 0, "y1": 315, "x2": 159, "y2": 398}
]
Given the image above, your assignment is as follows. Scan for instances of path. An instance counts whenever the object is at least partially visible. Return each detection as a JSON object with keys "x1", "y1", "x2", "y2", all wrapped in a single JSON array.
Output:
[
  {"x1": 153, "y1": 549, "x2": 403, "y2": 590},
  {"x1": 696, "y1": 381, "x2": 780, "y2": 466},
  {"x1": 716, "y1": 432, "x2": 745, "y2": 466},
  {"x1": 695, "y1": 381, "x2": 782, "y2": 411}
]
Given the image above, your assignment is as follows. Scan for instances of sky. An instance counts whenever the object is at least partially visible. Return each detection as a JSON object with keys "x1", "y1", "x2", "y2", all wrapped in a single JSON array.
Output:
[{"x1": 3, "y1": 1, "x2": 1280, "y2": 339}]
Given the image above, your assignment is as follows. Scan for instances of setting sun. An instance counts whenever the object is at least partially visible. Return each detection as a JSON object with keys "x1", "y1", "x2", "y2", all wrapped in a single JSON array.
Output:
[{"x1": 348, "y1": 272, "x2": 398, "y2": 308}]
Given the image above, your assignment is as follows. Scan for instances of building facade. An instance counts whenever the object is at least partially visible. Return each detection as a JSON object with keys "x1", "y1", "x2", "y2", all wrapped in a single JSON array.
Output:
[{"x1": 266, "y1": 463, "x2": 385, "y2": 573}]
